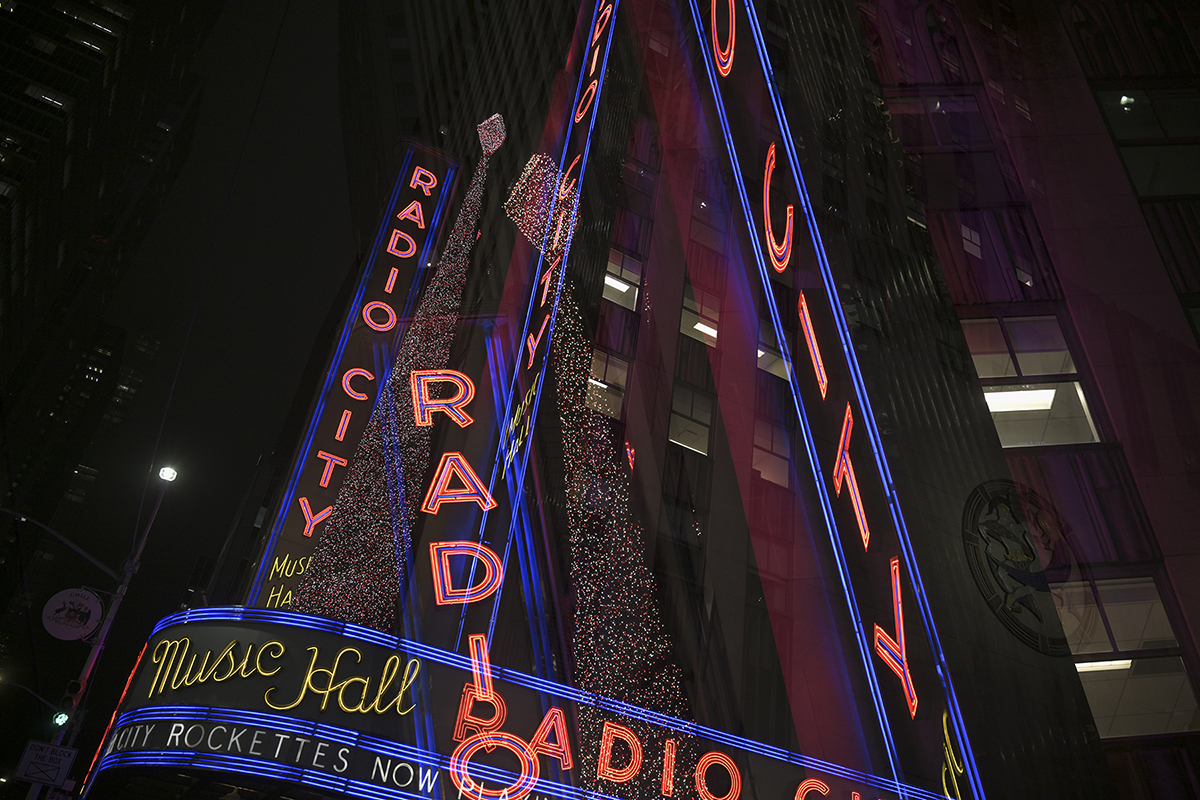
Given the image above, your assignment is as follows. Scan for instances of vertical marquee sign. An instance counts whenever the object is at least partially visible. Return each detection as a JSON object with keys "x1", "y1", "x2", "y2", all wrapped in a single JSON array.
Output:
[
  {"x1": 248, "y1": 144, "x2": 460, "y2": 610},
  {"x1": 683, "y1": 0, "x2": 985, "y2": 797}
]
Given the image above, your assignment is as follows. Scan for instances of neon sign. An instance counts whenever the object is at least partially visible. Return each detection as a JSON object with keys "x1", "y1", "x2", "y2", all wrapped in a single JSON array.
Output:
[
  {"x1": 86, "y1": 609, "x2": 953, "y2": 800},
  {"x1": 683, "y1": 0, "x2": 985, "y2": 795},
  {"x1": 248, "y1": 143, "x2": 460, "y2": 610}
]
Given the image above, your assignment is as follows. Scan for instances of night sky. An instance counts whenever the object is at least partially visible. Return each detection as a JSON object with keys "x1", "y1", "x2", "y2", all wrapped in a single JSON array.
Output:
[{"x1": 4, "y1": 0, "x2": 361, "y2": 782}]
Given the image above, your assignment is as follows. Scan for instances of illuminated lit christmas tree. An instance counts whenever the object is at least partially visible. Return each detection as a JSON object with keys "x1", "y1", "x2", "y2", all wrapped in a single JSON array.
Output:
[
  {"x1": 293, "y1": 115, "x2": 506, "y2": 631},
  {"x1": 552, "y1": 287, "x2": 696, "y2": 797}
]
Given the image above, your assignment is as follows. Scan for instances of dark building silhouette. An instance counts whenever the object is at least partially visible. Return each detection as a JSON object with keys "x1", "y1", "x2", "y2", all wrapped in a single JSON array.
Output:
[{"x1": 0, "y1": 0, "x2": 221, "y2": 790}]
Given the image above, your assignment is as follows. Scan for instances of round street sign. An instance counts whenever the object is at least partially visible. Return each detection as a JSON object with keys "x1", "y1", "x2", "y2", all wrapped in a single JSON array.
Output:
[{"x1": 42, "y1": 588, "x2": 104, "y2": 641}]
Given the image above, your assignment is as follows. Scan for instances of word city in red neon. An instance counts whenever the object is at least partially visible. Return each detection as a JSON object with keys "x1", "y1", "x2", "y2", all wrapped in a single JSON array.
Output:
[{"x1": 712, "y1": 0, "x2": 918, "y2": 719}]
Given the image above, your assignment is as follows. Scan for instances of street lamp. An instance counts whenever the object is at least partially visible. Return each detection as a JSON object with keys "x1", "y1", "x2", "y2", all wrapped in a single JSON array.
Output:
[
  {"x1": 69, "y1": 466, "x2": 178, "y2": 715},
  {"x1": 31, "y1": 468, "x2": 178, "y2": 770}
]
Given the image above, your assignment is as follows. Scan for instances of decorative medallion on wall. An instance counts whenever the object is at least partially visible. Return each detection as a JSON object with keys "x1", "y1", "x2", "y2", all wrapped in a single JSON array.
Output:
[{"x1": 962, "y1": 479, "x2": 1076, "y2": 656}]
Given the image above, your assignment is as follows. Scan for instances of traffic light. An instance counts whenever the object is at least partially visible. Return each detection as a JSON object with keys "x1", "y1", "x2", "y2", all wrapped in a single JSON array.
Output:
[{"x1": 54, "y1": 680, "x2": 83, "y2": 726}]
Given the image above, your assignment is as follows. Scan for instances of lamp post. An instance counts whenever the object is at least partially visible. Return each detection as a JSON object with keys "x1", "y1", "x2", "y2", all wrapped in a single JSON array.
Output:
[{"x1": 23, "y1": 467, "x2": 177, "y2": 800}]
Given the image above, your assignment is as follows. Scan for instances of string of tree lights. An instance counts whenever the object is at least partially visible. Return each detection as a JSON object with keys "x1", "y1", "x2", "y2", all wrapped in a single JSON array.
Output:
[
  {"x1": 505, "y1": 153, "x2": 579, "y2": 257},
  {"x1": 293, "y1": 115, "x2": 507, "y2": 631},
  {"x1": 551, "y1": 288, "x2": 698, "y2": 796}
]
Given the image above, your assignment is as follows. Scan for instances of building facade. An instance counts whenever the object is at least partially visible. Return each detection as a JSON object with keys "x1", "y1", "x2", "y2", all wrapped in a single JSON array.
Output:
[{"x1": 77, "y1": 1, "x2": 1200, "y2": 800}]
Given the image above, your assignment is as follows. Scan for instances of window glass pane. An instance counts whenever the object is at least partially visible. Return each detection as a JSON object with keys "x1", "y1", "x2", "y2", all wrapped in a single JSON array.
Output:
[
  {"x1": 669, "y1": 412, "x2": 710, "y2": 455},
  {"x1": 753, "y1": 447, "x2": 789, "y2": 487},
  {"x1": 669, "y1": 385, "x2": 712, "y2": 455},
  {"x1": 1080, "y1": 656, "x2": 1197, "y2": 738},
  {"x1": 756, "y1": 344, "x2": 789, "y2": 380},
  {"x1": 926, "y1": 95, "x2": 989, "y2": 145},
  {"x1": 1095, "y1": 578, "x2": 1178, "y2": 651},
  {"x1": 1005, "y1": 315, "x2": 1076, "y2": 375},
  {"x1": 681, "y1": 284, "x2": 720, "y2": 345},
  {"x1": 1121, "y1": 144, "x2": 1200, "y2": 198},
  {"x1": 1150, "y1": 88, "x2": 1200, "y2": 139},
  {"x1": 586, "y1": 350, "x2": 628, "y2": 419},
  {"x1": 1097, "y1": 90, "x2": 1163, "y2": 140},
  {"x1": 961, "y1": 318, "x2": 1015, "y2": 378},
  {"x1": 984, "y1": 381, "x2": 1099, "y2": 447},
  {"x1": 604, "y1": 249, "x2": 640, "y2": 311},
  {"x1": 1051, "y1": 581, "x2": 1113, "y2": 654},
  {"x1": 887, "y1": 97, "x2": 937, "y2": 148}
]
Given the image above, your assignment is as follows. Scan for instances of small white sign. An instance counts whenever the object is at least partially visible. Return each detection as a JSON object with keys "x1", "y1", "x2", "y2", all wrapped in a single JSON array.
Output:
[
  {"x1": 15, "y1": 741, "x2": 77, "y2": 787},
  {"x1": 42, "y1": 588, "x2": 103, "y2": 641}
]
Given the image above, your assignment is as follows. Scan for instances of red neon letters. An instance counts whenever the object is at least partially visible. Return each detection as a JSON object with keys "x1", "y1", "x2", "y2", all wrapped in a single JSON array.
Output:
[
  {"x1": 528, "y1": 707, "x2": 573, "y2": 771},
  {"x1": 798, "y1": 292, "x2": 828, "y2": 399},
  {"x1": 453, "y1": 681, "x2": 507, "y2": 742},
  {"x1": 597, "y1": 721, "x2": 643, "y2": 783},
  {"x1": 335, "y1": 409, "x2": 351, "y2": 442},
  {"x1": 388, "y1": 229, "x2": 417, "y2": 259},
  {"x1": 662, "y1": 739, "x2": 677, "y2": 796},
  {"x1": 411, "y1": 370, "x2": 476, "y2": 427},
  {"x1": 526, "y1": 315, "x2": 551, "y2": 369},
  {"x1": 795, "y1": 779, "x2": 830, "y2": 799},
  {"x1": 315, "y1": 450, "x2": 348, "y2": 488},
  {"x1": 298, "y1": 496, "x2": 332, "y2": 538},
  {"x1": 396, "y1": 199, "x2": 426, "y2": 228},
  {"x1": 467, "y1": 633, "x2": 494, "y2": 700},
  {"x1": 712, "y1": 0, "x2": 735, "y2": 76},
  {"x1": 410, "y1": 166, "x2": 438, "y2": 196},
  {"x1": 429, "y1": 541, "x2": 504, "y2": 605},
  {"x1": 763, "y1": 143, "x2": 793, "y2": 272},
  {"x1": 832, "y1": 404, "x2": 871, "y2": 551},
  {"x1": 695, "y1": 751, "x2": 742, "y2": 800},
  {"x1": 450, "y1": 731, "x2": 539, "y2": 800},
  {"x1": 362, "y1": 300, "x2": 397, "y2": 332},
  {"x1": 342, "y1": 368, "x2": 375, "y2": 400},
  {"x1": 875, "y1": 557, "x2": 918, "y2": 717},
  {"x1": 421, "y1": 452, "x2": 497, "y2": 514}
]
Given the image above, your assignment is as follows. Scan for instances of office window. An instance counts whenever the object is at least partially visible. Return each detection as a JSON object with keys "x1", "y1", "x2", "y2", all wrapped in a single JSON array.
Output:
[
  {"x1": 961, "y1": 315, "x2": 1098, "y2": 447},
  {"x1": 681, "y1": 282, "x2": 721, "y2": 345},
  {"x1": 586, "y1": 349, "x2": 629, "y2": 420},
  {"x1": 669, "y1": 383, "x2": 712, "y2": 455},
  {"x1": 753, "y1": 419, "x2": 789, "y2": 487},
  {"x1": 1097, "y1": 89, "x2": 1200, "y2": 141},
  {"x1": 604, "y1": 247, "x2": 641, "y2": 311},
  {"x1": 1051, "y1": 577, "x2": 1197, "y2": 738}
]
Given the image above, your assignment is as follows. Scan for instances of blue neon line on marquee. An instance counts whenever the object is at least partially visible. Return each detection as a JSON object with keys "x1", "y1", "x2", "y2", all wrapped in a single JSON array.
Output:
[
  {"x1": 102, "y1": 705, "x2": 632, "y2": 800},
  {"x1": 141, "y1": 607, "x2": 944, "y2": 800},
  {"x1": 451, "y1": 0, "x2": 620, "y2": 690},
  {"x1": 737, "y1": 2, "x2": 985, "y2": 795},
  {"x1": 103, "y1": 700, "x2": 948, "y2": 800},
  {"x1": 679, "y1": 0, "x2": 904, "y2": 790},
  {"x1": 248, "y1": 147, "x2": 459, "y2": 604},
  {"x1": 447, "y1": 0, "x2": 614, "y2": 660}
]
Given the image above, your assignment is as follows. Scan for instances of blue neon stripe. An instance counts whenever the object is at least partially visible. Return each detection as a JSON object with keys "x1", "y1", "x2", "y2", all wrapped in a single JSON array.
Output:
[
  {"x1": 679, "y1": 0, "x2": 904, "y2": 791},
  {"x1": 738, "y1": 3, "x2": 985, "y2": 796},
  {"x1": 140, "y1": 607, "x2": 943, "y2": 800},
  {"x1": 452, "y1": 0, "x2": 621, "y2": 686},
  {"x1": 248, "y1": 149, "x2": 459, "y2": 603}
]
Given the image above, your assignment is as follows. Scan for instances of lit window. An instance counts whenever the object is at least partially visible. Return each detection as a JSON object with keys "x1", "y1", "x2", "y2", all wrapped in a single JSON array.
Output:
[
  {"x1": 756, "y1": 323, "x2": 789, "y2": 379},
  {"x1": 586, "y1": 349, "x2": 629, "y2": 419},
  {"x1": 604, "y1": 248, "x2": 641, "y2": 311},
  {"x1": 669, "y1": 384, "x2": 712, "y2": 455},
  {"x1": 753, "y1": 420, "x2": 789, "y2": 487},
  {"x1": 681, "y1": 283, "x2": 720, "y2": 346},
  {"x1": 1051, "y1": 577, "x2": 1197, "y2": 737},
  {"x1": 961, "y1": 315, "x2": 1097, "y2": 447}
]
